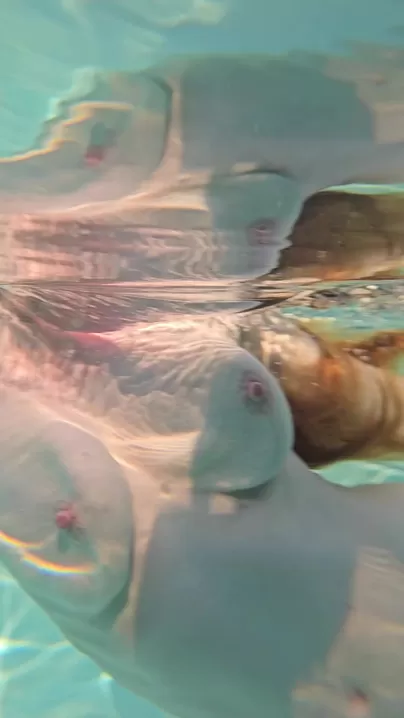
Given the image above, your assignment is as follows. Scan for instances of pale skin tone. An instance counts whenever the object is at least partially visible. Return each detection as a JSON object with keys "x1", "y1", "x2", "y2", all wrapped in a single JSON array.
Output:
[
  {"x1": 1, "y1": 317, "x2": 404, "y2": 718},
  {"x1": 2, "y1": 47, "x2": 404, "y2": 718},
  {"x1": 4, "y1": 247, "x2": 404, "y2": 717}
]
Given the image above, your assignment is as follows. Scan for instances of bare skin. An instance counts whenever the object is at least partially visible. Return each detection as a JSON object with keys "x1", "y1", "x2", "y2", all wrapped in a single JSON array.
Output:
[
  {"x1": 3, "y1": 192, "x2": 404, "y2": 717},
  {"x1": 3, "y1": 344, "x2": 404, "y2": 718},
  {"x1": 2, "y1": 289, "x2": 404, "y2": 471},
  {"x1": 5, "y1": 189, "x2": 404, "y2": 320},
  {"x1": 3, "y1": 48, "x2": 404, "y2": 718},
  {"x1": 4, "y1": 187, "x2": 404, "y2": 472}
]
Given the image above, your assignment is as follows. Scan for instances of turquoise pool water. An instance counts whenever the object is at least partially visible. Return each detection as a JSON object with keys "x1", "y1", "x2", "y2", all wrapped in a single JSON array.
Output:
[
  {"x1": 3, "y1": 2, "x2": 404, "y2": 717},
  {"x1": 1, "y1": 0, "x2": 404, "y2": 158},
  {"x1": 0, "y1": 567, "x2": 165, "y2": 718}
]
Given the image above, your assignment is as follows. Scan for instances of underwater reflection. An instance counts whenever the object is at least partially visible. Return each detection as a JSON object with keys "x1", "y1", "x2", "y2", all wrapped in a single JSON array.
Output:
[
  {"x1": 3, "y1": 292, "x2": 404, "y2": 470},
  {"x1": 3, "y1": 188, "x2": 404, "y2": 325},
  {"x1": 5, "y1": 48, "x2": 404, "y2": 718}
]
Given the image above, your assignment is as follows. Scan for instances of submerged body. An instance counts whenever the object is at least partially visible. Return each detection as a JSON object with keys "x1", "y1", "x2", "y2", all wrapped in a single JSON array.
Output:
[
  {"x1": 5, "y1": 187, "x2": 404, "y2": 324},
  {"x1": 4, "y1": 291, "x2": 404, "y2": 468},
  {"x1": 3, "y1": 190, "x2": 404, "y2": 712},
  {"x1": 3, "y1": 69, "x2": 404, "y2": 710},
  {"x1": 3, "y1": 53, "x2": 404, "y2": 295},
  {"x1": 3, "y1": 316, "x2": 404, "y2": 717}
]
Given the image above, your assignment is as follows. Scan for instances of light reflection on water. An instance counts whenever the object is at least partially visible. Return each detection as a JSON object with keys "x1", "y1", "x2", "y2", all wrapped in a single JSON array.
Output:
[{"x1": 0, "y1": 564, "x2": 116, "y2": 718}]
